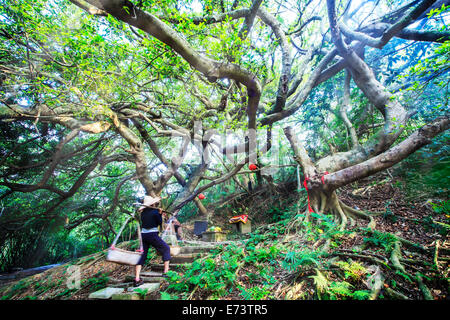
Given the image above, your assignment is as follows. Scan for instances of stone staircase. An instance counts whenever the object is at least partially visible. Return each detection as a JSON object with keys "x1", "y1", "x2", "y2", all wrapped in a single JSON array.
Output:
[{"x1": 88, "y1": 243, "x2": 216, "y2": 300}]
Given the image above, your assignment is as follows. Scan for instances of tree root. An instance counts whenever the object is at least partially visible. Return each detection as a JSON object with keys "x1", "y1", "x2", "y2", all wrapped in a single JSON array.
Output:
[
  {"x1": 331, "y1": 252, "x2": 389, "y2": 269},
  {"x1": 416, "y1": 273, "x2": 434, "y2": 300},
  {"x1": 312, "y1": 238, "x2": 331, "y2": 251},
  {"x1": 360, "y1": 228, "x2": 430, "y2": 255},
  {"x1": 434, "y1": 240, "x2": 441, "y2": 273},
  {"x1": 396, "y1": 237, "x2": 429, "y2": 254},
  {"x1": 334, "y1": 249, "x2": 389, "y2": 263},
  {"x1": 384, "y1": 287, "x2": 409, "y2": 300},
  {"x1": 287, "y1": 190, "x2": 387, "y2": 245},
  {"x1": 305, "y1": 191, "x2": 381, "y2": 231},
  {"x1": 390, "y1": 241, "x2": 406, "y2": 274}
]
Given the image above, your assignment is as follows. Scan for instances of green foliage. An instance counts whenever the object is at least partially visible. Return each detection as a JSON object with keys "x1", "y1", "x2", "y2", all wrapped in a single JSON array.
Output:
[
  {"x1": 53, "y1": 288, "x2": 78, "y2": 299},
  {"x1": 0, "y1": 279, "x2": 31, "y2": 300},
  {"x1": 160, "y1": 291, "x2": 178, "y2": 300},
  {"x1": 309, "y1": 269, "x2": 371, "y2": 300},
  {"x1": 420, "y1": 204, "x2": 450, "y2": 237},
  {"x1": 267, "y1": 202, "x2": 297, "y2": 224},
  {"x1": 134, "y1": 288, "x2": 149, "y2": 299},
  {"x1": 362, "y1": 229, "x2": 398, "y2": 253},
  {"x1": 281, "y1": 249, "x2": 325, "y2": 272},
  {"x1": 32, "y1": 278, "x2": 58, "y2": 296},
  {"x1": 0, "y1": 0, "x2": 448, "y2": 302},
  {"x1": 165, "y1": 248, "x2": 240, "y2": 299},
  {"x1": 244, "y1": 245, "x2": 280, "y2": 264},
  {"x1": 238, "y1": 285, "x2": 272, "y2": 300},
  {"x1": 394, "y1": 132, "x2": 449, "y2": 199},
  {"x1": 335, "y1": 260, "x2": 368, "y2": 282},
  {"x1": 430, "y1": 199, "x2": 450, "y2": 216},
  {"x1": 383, "y1": 201, "x2": 397, "y2": 223},
  {"x1": 406, "y1": 4, "x2": 450, "y2": 102},
  {"x1": 351, "y1": 290, "x2": 371, "y2": 300},
  {"x1": 164, "y1": 231, "x2": 282, "y2": 299},
  {"x1": 83, "y1": 271, "x2": 110, "y2": 291}
]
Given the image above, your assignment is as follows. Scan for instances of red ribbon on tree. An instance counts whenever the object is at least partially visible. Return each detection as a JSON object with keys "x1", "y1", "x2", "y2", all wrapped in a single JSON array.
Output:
[
  {"x1": 321, "y1": 171, "x2": 329, "y2": 184},
  {"x1": 304, "y1": 172, "x2": 330, "y2": 214},
  {"x1": 303, "y1": 177, "x2": 314, "y2": 213}
]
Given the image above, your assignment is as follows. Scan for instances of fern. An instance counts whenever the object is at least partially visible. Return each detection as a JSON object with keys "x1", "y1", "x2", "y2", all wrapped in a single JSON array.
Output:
[
  {"x1": 329, "y1": 281, "x2": 353, "y2": 298},
  {"x1": 134, "y1": 288, "x2": 149, "y2": 299},
  {"x1": 239, "y1": 285, "x2": 271, "y2": 300},
  {"x1": 309, "y1": 269, "x2": 329, "y2": 299},
  {"x1": 362, "y1": 229, "x2": 398, "y2": 252},
  {"x1": 282, "y1": 249, "x2": 324, "y2": 272},
  {"x1": 353, "y1": 290, "x2": 371, "y2": 300},
  {"x1": 160, "y1": 291, "x2": 178, "y2": 300},
  {"x1": 336, "y1": 260, "x2": 367, "y2": 281}
]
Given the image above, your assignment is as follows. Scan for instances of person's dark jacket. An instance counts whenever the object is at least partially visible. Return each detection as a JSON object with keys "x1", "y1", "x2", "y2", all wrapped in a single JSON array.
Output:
[{"x1": 140, "y1": 208, "x2": 162, "y2": 229}]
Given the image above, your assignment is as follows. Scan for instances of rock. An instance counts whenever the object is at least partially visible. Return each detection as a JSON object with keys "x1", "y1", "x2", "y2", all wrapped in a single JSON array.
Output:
[
  {"x1": 109, "y1": 282, "x2": 135, "y2": 288},
  {"x1": 149, "y1": 263, "x2": 190, "y2": 271},
  {"x1": 111, "y1": 292, "x2": 141, "y2": 300},
  {"x1": 124, "y1": 275, "x2": 163, "y2": 283},
  {"x1": 140, "y1": 271, "x2": 163, "y2": 277},
  {"x1": 170, "y1": 254, "x2": 196, "y2": 264},
  {"x1": 107, "y1": 277, "x2": 124, "y2": 285},
  {"x1": 88, "y1": 287, "x2": 124, "y2": 299},
  {"x1": 112, "y1": 284, "x2": 160, "y2": 300},
  {"x1": 180, "y1": 245, "x2": 215, "y2": 254}
]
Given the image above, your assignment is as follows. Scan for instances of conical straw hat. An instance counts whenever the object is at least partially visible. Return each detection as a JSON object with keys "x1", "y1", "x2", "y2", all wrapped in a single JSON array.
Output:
[{"x1": 138, "y1": 195, "x2": 161, "y2": 211}]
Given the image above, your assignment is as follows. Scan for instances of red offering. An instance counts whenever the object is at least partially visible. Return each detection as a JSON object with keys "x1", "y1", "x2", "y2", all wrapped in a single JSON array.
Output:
[
  {"x1": 198, "y1": 193, "x2": 205, "y2": 200},
  {"x1": 229, "y1": 214, "x2": 248, "y2": 224},
  {"x1": 249, "y1": 163, "x2": 257, "y2": 171}
]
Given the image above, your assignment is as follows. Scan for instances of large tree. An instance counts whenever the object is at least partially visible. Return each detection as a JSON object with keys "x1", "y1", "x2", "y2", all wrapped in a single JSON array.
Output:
[{"x1": 0, "y1": 0, "x2": 449, "y2": 235}]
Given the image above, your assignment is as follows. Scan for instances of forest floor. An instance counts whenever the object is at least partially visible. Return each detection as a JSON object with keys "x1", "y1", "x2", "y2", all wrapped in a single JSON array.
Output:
[{"x1": 0, "y1": 171, "x2": 448, "y2": 300}]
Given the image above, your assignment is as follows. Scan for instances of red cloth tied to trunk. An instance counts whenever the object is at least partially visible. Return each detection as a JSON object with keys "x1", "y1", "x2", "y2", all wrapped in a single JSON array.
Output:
[
  {"x1": 321, "y1": 171, "x2": 329, "y2": 184},
  {"x1": 229, "y1": 214, "x2": 248, "y2": 224},
  {"x1": 303, "y1": 178, "x2": 314, "y2": 213},
  {"x1": 304, "y1": 172, "x2": 329, "y2": 214}
]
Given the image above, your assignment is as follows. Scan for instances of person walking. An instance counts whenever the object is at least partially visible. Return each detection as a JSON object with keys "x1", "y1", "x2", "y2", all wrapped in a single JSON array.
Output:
[
  {"x1": 172, "y1": 217, "x2": 183, "y2": 241},
  {"x1": 134, "y1": 195, "x2": 171, "y2": 287}
]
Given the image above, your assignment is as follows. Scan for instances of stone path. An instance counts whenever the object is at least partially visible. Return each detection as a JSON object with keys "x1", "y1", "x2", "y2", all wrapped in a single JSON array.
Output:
[{"x1": 88, "y1": 243, "x2": 217, "y2": 300}]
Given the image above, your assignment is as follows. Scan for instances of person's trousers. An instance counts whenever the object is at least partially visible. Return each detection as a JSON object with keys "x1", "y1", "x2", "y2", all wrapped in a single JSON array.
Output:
[{"x1": 137, "y1": 232, "x2": 171, "y2": 265}]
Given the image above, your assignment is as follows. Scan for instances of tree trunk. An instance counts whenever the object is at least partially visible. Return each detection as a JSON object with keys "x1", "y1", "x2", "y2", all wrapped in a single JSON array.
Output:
[
  {"x1": 303, "y1": 187, "x2": 377, "y2": 231},
  {"x1": 284, "y1": 117, "x2": 449, "y2": 230},
  {"x1": 193, "y1": 197, "x2": 209, "y2": 217},
  {"x1": 168, "y1": 162, "x2": 210, "y2": 217}
]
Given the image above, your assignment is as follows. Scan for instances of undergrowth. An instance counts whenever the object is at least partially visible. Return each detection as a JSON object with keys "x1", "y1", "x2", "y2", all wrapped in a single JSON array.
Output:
[{"x1": 161, "y1": 196, "x2": 448, "y2": 300}]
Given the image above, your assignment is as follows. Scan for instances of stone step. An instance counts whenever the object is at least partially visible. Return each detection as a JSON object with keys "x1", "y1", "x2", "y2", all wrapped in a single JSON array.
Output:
[
  {"x1": 149, "y1": 263, "x2": 191, "y2": 271},
  {"x1": 179, "y1": 245, "x2": 215, "y2": 254},
  {"x1": 112, "y1": 283, "x2": 160, "y2": 300},
  {"x1": 109, "y1": 282, "x2": 135, "y2": 288},
  {"x1": 170, "y1": 253, "x2": 201, "y2": 264},
  {"x1": 88, "y1": 287, "x2": 124, "y2": 299},
  {"x1": 141, "y1": 271, "x2": 164, "y2": 277},
  {"x1": 111, "y1": 292, "x2": 141, "y2": 300},
  {"x1": 125, "y1": 275, "x2": 164, "y2": 283}
]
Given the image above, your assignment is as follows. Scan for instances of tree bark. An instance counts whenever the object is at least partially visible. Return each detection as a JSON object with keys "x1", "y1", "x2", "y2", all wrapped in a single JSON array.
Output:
[{"x1": 340, "y1": 71, "x2": 359, "y2": 148}]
